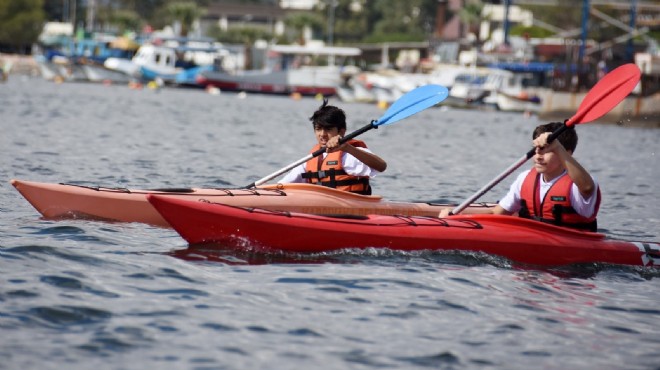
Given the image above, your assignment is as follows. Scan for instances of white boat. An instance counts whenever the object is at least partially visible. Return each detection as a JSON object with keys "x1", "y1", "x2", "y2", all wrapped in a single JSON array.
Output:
[
  {"x1": 492, "y1": 89, "x2": 542, "y2": 112},
  {"x1": 196, "y1": 44, "x2": 361, "y2": 96},
  {"x1": 445, "y1": 68, "x2": 490, "y2": 107},
  {"x1": 104, "y1": 42, "x2": 228, "y2": 85},
  {"x1": 337, "y1": 64, "x2": 487, "y2": 104},
  {"x1": 81, "y1": 64, "x2": 133, "y2": 84},
  {"x1": 445, "y1": 67, "x2": 542, "y2": 112},
  {"x1": 36, "y1": 57, "x2": 87, "y2": 82},
  {"x1": 481, "y1": 69, "x2": 542, "y2": 112}
]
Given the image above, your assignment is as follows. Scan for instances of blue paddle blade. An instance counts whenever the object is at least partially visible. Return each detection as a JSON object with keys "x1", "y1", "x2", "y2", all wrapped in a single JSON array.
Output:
[{"x1": 374, "y1": 84, "x2": 449, "y2": 127}]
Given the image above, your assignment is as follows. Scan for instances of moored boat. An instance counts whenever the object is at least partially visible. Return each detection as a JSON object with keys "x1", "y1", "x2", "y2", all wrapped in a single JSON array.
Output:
[
  {"x1": 147, "y1": 195, "x2": 660, "y2": 268},
  {"x1": 11, "y1": 179, "x2": 493, "y2": 228},
  {"x1": 196, "y1": 44, "x2": 362, "y2": 96}
]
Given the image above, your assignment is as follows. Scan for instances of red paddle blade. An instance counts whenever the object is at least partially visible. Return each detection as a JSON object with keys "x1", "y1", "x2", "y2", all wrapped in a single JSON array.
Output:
[{"x1": 566, "y1": 63, "x2": 641, "y2": 126}]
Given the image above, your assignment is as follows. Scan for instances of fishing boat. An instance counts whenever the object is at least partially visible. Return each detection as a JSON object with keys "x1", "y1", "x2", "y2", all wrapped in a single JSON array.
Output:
[
  {"x1": 445, "y1": 67, "x2": 542, "y2": 112},
  {"x1": 146, "y1": 195, "x2": 660, "y2": 268},
  {"x1": 196, "y1": 44, "x2": 361, "y2": 96},
  {"x1": 10, "y1": 179, "x2": 493, "y2": 228},
  {"x1": 104, "y1": 41, "x2": 228, "y2": 85}
]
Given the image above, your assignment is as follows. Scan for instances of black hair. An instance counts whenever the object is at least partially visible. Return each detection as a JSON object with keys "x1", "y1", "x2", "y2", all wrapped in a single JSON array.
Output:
[
  {"x1": 533, "y1": 121, "x2": 578, "y2": 153},
  {"x1": 309, "y1": 98, "x2": 347, "y2": 130}
]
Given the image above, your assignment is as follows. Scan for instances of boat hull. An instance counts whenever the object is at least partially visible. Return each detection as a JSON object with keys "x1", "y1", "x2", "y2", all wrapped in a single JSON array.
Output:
[
  {"x1": 147, "y1": 195, "x2": 660, "y2": 267},
  {"x1": 196, "y1": 67, "x2": 340, "y2": 96},
  {"x1": 11, "y1": 179, "x2": 492, "y2": 228}
]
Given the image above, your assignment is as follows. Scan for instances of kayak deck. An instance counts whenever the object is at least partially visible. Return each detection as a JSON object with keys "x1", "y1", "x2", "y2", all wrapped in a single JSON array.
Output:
[
  {"x1": 11, "y1": 179, "x2": 495, "y2": 227},
  {"x1": 146, "y1": 195, "x2": 660, "y2": 268}
]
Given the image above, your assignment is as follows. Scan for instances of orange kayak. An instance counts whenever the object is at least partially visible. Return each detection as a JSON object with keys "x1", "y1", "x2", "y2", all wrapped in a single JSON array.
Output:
[{"x1": 11, "y1": 179, "x2": 495, "y2": 228}]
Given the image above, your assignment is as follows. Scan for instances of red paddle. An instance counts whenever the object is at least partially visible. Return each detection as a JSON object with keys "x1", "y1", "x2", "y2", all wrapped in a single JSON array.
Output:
[{"x1": 451, "y1": 63, "x2": 641, "y2": 215}]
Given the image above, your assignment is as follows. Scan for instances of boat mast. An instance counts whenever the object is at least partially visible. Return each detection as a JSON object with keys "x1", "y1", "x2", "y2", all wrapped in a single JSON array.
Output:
[
  {"x1": 627, "y1": 0, "x2": 638, "y2": 62},
  {"x1": 579, "y1": 0, "x2": 590, "y2": 63},
  {"x1": 503, "y1": 0, "x2": 511, "y2": 47},
  {"x1": 87, "y1": 0, "x2": 96, "y2": 33},
  {"x1": 327, "y1": 0, "x2": 337, "y2": 66}
]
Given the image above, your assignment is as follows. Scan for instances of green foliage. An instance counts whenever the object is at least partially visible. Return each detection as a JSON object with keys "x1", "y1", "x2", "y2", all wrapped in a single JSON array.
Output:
[
  {"x1": 207, "y1": 25, "x2": 277, "y2": 45},
  {"x1": 518, "y1": 2, "x2": 582, "y2": 34},
  {"x1": 166, "y1": 1, "x2": 205, "y2": 36},
  {"x1": 110, "y1": 9, "x2": 143, "y2": 34},
  {"x1": 325, "y1": 0, "x2": 367, "y2": 42},
  {"x1": 509, "y1": 25, "x2": 554, "y2": 39},
  {"x1": 323, "y1": 0, "x2": 436, "y2": 43},
  {"x1": 363, "y1": 32, "x2": 426, "y2": 43},
  {"x1": 284, "y1": 12, "x2": 324, "y2": 31},
  {"x1": 458, "y1": 0, "x2": 483, "y2": 38},
  {"x1": 648, "y1": 30, "x2": 660, "y2": 42},
  {"x1": 458, "y1": 0, "x2": 483, "y2": 25},
  {"x1": 0, "y1": 0, "x2": 45, "y2": 53},
  {"x1": 284, "y1": 12, "x2": 324, "y2": 43}
]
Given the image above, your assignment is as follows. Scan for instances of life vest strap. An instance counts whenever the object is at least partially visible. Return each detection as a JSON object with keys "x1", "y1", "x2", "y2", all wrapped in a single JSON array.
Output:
[
  {"x1": 319, "y1": 177, "x2": 369, "y2": 188},
  {"x1": 301, "y1": 168, "x2": 348, "y2": 180},
  {"x1": 520, "y1": 200, "x2": 597, "y2": 232}
]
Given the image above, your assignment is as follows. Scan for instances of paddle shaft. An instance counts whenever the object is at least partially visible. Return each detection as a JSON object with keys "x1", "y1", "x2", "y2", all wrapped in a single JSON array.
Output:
[
  {"x1": 246, "y1": 121, "x2": 376, "y2": 188},
  {"x1": 451, "y1": 124, "x2": 571, "y2": 215}
]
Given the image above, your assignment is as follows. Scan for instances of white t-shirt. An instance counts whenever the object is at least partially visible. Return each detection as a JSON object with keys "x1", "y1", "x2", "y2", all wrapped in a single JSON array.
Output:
[
  {"x1": 279, "y1": 147, "x2": 380, "y2": 184},
  {"x1": 498, "y1": 169, "x2": 599, "y2": 218}
]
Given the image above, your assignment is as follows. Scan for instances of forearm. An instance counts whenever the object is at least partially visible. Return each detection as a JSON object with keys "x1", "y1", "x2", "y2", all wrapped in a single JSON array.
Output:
[
  {"x1": 344, "y1": 146, "x2": 387, "y2": 172},
  {"x1": 557, "y1": 148, "x2": 595, "y2": 197}
]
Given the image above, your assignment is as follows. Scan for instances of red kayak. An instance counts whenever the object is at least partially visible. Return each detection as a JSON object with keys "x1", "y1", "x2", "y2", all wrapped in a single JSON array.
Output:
[{"x1": 147, "y1": 195, "x2": 659, "y2": 268}]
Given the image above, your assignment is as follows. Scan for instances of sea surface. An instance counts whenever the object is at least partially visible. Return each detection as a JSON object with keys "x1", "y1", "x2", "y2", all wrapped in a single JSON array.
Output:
[{"x1": 1, "y1": 76, "x2": 659, "y2": 370}]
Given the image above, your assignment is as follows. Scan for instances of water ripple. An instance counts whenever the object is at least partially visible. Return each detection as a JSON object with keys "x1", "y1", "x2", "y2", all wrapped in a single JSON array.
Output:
[
  {"x1": 394, "y1": 351, "x2": 462, "y2": 368},
  {"x1": 0, "y1": 245, "x2": 111, "y2": 265},
  {"x1": 27, "y1": 305, "x2": 112, "y2": 328},
  {"x1": 40, "y1": 275, "x2": 120, "y2": 298}
]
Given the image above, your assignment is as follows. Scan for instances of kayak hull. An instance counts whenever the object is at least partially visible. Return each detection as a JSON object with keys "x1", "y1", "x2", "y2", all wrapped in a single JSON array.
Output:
[
  {"x1": 11, "y1": 179, "x2": 494, "y2": 227},
  {"x1": 147, "y1": 195, "x2": 660, "y2": 267}
]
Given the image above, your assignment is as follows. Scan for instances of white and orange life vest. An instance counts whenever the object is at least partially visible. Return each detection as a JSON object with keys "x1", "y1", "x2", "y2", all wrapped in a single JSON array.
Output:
[
  {"x1": 519, "y1": 168, "x2": 601, "y2": 231},
  {"x1": 302, "y1": 139, "x2": 371, "y2": 195}
]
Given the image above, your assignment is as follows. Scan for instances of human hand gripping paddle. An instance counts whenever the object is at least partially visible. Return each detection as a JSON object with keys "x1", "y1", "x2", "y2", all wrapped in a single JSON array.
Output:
[
  {"x1": 244, "y1": 84, "x2": 450, "y2": 188},
  {"x1": 450, "y1": 63, "x2": 641, "y2": 215}
]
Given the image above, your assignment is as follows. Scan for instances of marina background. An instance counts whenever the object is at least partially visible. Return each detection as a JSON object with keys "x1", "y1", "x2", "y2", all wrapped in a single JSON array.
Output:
[
  {"x1": 1, "y1": 74, "x2": 659, "y2": 369},
  {"x1": 2, "y1": 0, "x2": 659, "y2": 122}
]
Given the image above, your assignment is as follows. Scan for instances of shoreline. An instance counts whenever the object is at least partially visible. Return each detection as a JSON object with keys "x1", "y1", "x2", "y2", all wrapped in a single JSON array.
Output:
[{"x1": 3, "y1": 53, "x2": 658, "y2": 128}]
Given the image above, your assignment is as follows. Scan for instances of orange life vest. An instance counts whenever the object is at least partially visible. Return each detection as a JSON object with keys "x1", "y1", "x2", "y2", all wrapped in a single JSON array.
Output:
[
  {"x1": 302, "y1": 139, "x2": 371, "y2": 195},
  {"x1": 519, "y1": 168, "x2": 601, "y2": 231}
]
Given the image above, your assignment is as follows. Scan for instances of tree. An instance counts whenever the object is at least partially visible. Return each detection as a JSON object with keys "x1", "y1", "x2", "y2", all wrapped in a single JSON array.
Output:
[
  {"x1": 284, "y1": 12, "x2": 324, "y2": 45},
  {"x1": 363, "y1": 0, "x2": 431, "y2": 42},
  {"x1": 166, "y1": 1, "x2": 205, "y2": 36},
  {"x1": 110, "y1": 9, "x2": 143, "y2": 35},
  {"x1": 207, "y1": 25, "x2": 274, "y2": 45},
  {"x1": 0, "y1": 0, "x2": 45, "y2": 53},
  {"x1": 326, "y1": 0, "x2": 369, "y2": 43},
  {"x1": 458, "y1": 0, "x2": 484, "y2": 42}
]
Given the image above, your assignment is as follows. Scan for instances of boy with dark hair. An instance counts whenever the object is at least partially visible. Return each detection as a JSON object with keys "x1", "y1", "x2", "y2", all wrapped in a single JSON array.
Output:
[
  {"x1": 441, "y1": 122, "x2": 600, "y2": 231},
  {"x1": 279, "y1": 99, "x2": 387, "y2": 195}
]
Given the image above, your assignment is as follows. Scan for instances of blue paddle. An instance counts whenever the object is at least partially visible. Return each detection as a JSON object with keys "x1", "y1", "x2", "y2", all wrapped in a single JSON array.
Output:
[{"x1": 246, "y1": 84, "x2": 449, "y2": 188}]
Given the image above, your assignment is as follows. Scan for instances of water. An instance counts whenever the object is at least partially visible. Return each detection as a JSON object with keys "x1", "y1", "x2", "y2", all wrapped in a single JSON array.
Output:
[{"x1": 1, "y1": 77, "x2": 659, "y2": 370}]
